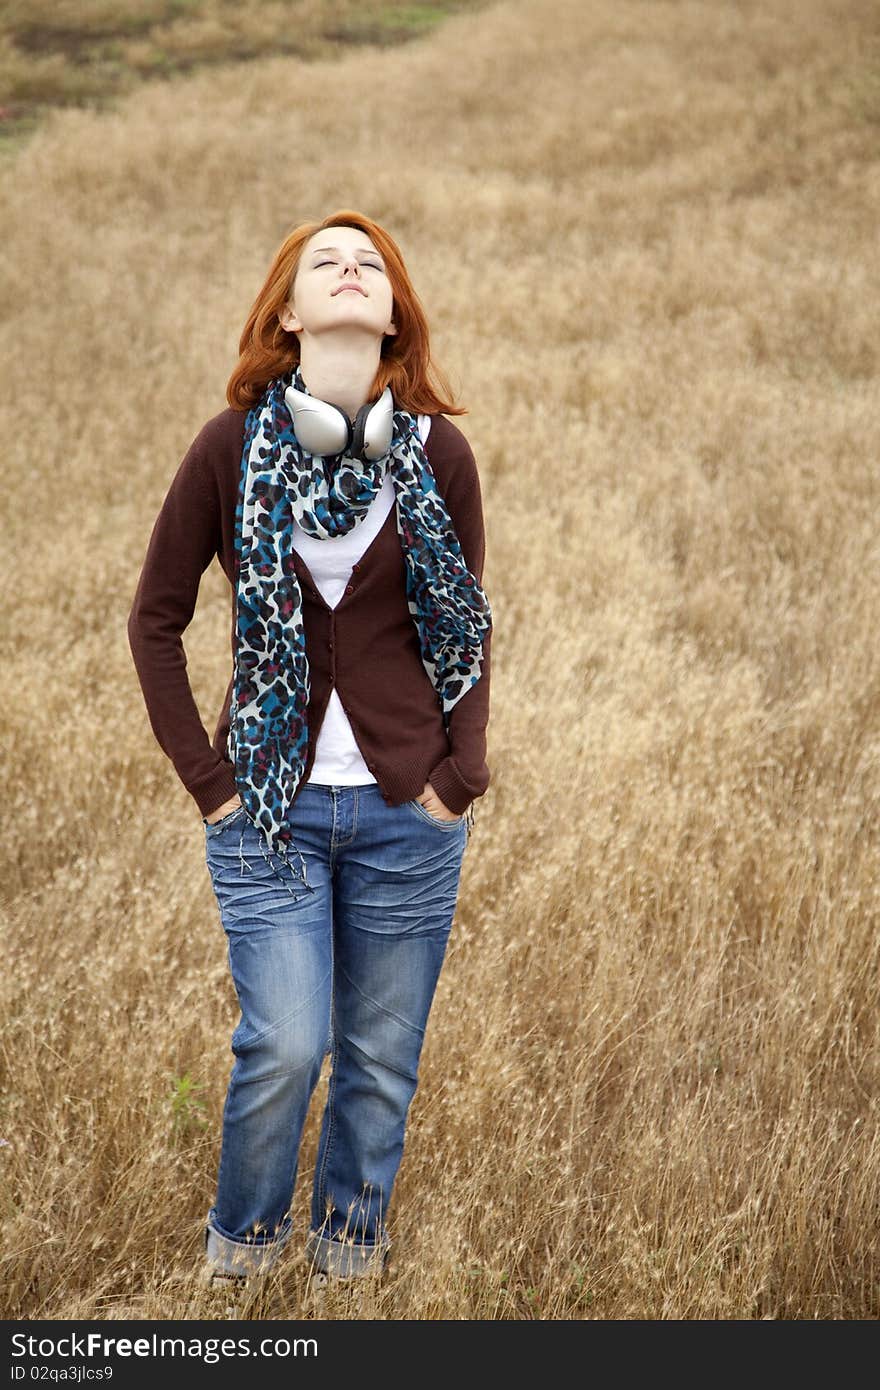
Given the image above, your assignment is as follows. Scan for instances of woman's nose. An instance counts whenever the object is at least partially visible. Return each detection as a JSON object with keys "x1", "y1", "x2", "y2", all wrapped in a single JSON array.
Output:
[{"x1": 341, "y1": 258, "x2": 360, "y2": 277}]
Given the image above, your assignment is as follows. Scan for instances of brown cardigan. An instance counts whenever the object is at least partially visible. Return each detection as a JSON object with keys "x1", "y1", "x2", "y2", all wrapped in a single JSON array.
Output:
[{"x1": 127, "y1": 407, "x2": 492, "y2": 820}]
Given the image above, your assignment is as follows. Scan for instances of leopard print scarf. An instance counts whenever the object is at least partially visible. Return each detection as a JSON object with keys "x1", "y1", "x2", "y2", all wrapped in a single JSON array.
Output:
[{"x1": 226, "y1": 367, "x2": 492, "y2": 888}]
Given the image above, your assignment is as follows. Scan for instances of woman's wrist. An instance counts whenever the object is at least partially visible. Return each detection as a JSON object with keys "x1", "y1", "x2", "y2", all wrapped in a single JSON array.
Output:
[{"x1": 205, "y1": 794, "x2": 242, "y2": 824}]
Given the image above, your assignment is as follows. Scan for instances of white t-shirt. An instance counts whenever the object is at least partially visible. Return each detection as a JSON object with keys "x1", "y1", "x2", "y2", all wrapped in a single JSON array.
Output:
[{"x1": 292, "y1": 415, "x2": 432, "y2": 786}]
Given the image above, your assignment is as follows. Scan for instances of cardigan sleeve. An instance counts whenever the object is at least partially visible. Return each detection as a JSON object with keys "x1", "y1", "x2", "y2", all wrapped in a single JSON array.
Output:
[
  {"x1": 127, "y1": 417, "x2": 239, "y2": 818},
  {"x1": 425, "y1": 426, "x2": 493, "y2": 814}
]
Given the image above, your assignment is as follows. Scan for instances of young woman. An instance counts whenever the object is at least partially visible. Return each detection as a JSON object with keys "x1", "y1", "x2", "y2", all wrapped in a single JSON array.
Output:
[{"x1": 127, "y1": 211, "x2": 492, "y2": 1297}]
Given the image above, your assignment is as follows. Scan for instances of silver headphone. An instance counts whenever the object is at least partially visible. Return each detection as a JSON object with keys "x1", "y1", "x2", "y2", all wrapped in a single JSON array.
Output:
[{"x1": 284, "y1": 384, "x2": 395, "y2": 461}]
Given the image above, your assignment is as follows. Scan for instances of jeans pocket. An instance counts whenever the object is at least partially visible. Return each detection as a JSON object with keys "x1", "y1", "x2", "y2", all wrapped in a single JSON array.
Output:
[
  {"x1": 204, "y1": 803, "x2": 247, "y2": 838},
  {"x1": 406, "y1": 797, "x2": 465, "y2": 829}
]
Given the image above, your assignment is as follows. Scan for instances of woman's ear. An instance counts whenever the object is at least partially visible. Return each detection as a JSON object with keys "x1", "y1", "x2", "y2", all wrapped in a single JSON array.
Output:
[{"x1": 279, "y1": 302, "x2": 301, "y2": 333}]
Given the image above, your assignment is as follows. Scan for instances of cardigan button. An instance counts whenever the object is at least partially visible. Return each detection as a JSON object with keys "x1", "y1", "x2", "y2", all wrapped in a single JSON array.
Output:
[{"x1": 344, "y1": 583, "x2": 354, "y2": 595}]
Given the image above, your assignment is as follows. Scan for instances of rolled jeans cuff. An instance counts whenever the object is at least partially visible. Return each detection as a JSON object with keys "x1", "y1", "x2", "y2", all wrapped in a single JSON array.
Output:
[
  {"x1": 205, "y1": 1212, "x2": 291, "y2": 1276},
  {"x1": 305, "y1": 1229, "x2": 391, "y2": 1279}
]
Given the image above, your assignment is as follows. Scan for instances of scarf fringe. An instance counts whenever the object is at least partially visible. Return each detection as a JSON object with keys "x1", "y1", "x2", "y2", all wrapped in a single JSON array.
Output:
[{"x1": 232, "y1": 808, "x2": 316, "y2": 899}]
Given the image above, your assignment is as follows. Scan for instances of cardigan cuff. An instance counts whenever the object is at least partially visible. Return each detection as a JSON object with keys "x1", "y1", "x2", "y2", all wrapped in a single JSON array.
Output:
[
  {"x1": 427, "y1": 754, "x2": 486, "y2": 817},
  {"x1": 188, "y1": 759, "x2": 239, "y2": 819}
]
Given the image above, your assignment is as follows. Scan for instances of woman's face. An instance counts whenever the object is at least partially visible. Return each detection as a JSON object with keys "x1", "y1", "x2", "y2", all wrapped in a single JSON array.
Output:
[{"x1": 279, "y1": 225, "x2": 397, "y2": 343}]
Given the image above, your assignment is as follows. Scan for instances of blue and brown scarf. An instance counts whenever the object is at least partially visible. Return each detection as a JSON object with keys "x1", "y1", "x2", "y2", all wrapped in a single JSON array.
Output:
[{"x1": 226, "y1": 367, "x2": 492, "y2": 887}]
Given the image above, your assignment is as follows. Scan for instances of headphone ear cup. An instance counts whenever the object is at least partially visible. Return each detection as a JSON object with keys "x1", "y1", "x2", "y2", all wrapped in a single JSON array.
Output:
[
  {"x1": 352, "y1": 387, "x2": 394, "y2": 461},
  {"x1": 284, "y1": 385, "x2": 352, "y2": 457},
  {"x1": 349, "y1": 402, "x2": 374, "y2": 462}
]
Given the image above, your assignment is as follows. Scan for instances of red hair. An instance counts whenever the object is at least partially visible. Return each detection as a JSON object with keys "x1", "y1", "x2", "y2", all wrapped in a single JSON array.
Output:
[{"x1": 226, "y1": 210, "x2": 464, "y2": 416}]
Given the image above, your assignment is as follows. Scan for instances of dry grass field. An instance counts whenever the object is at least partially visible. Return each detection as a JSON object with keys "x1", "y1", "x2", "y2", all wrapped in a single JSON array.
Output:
[{"x1": 2, "y1": 0, "x2": 879, "y2": 1321}]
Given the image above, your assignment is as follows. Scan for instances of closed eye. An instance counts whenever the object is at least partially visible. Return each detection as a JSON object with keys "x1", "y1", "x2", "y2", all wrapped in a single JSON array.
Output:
[{"x1": 313, "y1": 258, "x2": 384, "y2": 270}]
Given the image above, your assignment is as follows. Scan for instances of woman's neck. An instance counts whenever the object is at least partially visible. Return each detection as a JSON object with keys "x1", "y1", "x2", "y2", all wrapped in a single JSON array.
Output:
[{"x1": 297, "y1": 337, "x2": 382, "y2": 421}]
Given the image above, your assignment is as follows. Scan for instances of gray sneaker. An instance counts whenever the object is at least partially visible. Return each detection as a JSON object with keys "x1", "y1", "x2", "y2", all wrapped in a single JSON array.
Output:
[
  {"x1": 305, "y1": 1267, "x2": 385, "y2": 1318},
  {"x1": 200, "y1": 1265, "x2": 251, "y2": 1317}
]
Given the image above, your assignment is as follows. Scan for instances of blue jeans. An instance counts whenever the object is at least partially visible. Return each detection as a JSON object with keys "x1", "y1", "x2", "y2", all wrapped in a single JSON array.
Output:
[{"x1": 202, "y1": 782, "x2": 468, "y2": 1279}]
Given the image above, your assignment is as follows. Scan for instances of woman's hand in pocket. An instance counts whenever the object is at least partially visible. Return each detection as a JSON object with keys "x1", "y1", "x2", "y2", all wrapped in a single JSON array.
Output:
[{"x1": 415, "y1": 782, "x2": 460, "y2": 821}]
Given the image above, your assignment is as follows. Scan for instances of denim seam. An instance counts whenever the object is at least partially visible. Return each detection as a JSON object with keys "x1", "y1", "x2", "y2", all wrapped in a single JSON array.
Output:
[
  {"x1": 228, "y1": 966, "x2": 331, "y2": 1054},
  {"x1": 336, "y1": 960, "x2": 424, "y2": 1042},
  {"x1": 337, "y1": 1027, "x2": 421, "y2": 1086},
  {"x1": 315, "y1": 853, "x2": 339, "y2": 1224},
  {"x1": 315, "y1": 1031, "x2": 339, "y2": 1225},
  {"x1": 329, "y1": 785, "x2": 359, "y2": 848}
]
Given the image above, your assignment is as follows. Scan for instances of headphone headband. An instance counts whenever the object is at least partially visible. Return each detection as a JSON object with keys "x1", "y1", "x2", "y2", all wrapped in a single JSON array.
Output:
[{"x1": 284, "y1": 384, "x2": 394, "y2": 461}]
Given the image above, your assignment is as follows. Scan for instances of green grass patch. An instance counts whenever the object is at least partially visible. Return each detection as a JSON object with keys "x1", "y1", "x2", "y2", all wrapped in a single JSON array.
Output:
[
  {"x1": 331, "y1": 4, "x2": 464, "y2": 44},
  {"x1": 0, "y1": 0, "x2": 490, "y2": 144}
]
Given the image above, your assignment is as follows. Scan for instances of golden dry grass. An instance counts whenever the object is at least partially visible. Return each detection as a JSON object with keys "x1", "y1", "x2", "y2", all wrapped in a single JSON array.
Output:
[{"x1": 2, "y1": 0, "x2": 880, "y2": 1321}]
